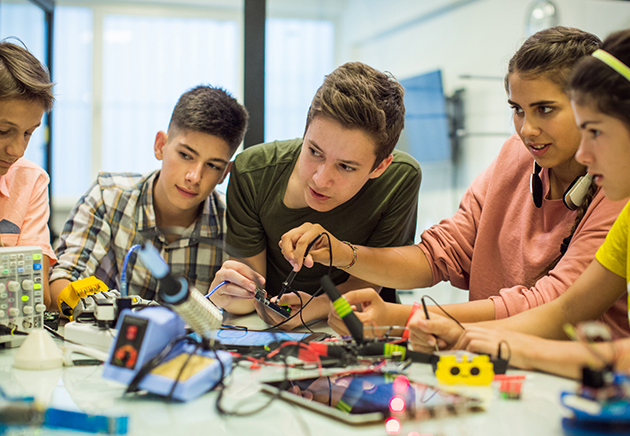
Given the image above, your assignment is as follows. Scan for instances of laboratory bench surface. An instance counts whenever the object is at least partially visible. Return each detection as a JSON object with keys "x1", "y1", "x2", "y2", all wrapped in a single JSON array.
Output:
[{"x1": 0, "y1": 312, "x2": 579, "y2": 436}]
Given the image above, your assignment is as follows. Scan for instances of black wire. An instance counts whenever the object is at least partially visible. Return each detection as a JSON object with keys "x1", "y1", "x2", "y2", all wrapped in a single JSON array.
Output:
[
  {"x1": 498, "y1": 339, "x2": 511, "y2": 363},
  {"x1": 215, "y1": 341, "x2": 292, "y2": 416},
  {"x1": 262, "y1": 287, "x2": 323, "y2": 331},
  {"x1": 420, "y1": 295, "x2": 465, "y2": 331},
  {"x1": 327, "y1": 376, "x2": 332, "y2": 407},
  {"x1": 125, "y1": 335, "x2": 194, "y2": 394},
  {"x1": 420, "y1": 388, "x2": 440, "y2": 404},
  {"x1": 264, "y1": 232, "x2": 334, "y2": 331},
  {"x1": 0, "y1": 324, "x2": 28, "y2": 336},
  {"x1": 293, "y1": 291, "x2": 314, "y2": 333},
  {"x1": 167, "y1": 340, "x2": 203, "y2": 402},
  {"x1": 220, "y1": 324, "x2": 248, "y2": 331},
  {"x1": 44, "y1": 324, "x2": 66, "y2": 340}
]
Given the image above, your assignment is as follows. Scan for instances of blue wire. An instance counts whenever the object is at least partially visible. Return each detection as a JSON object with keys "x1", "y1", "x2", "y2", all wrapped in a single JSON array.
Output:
[
  {"x1": 205, "y1": 280, "x2": 229, "y2": 299},
  {"x1": 121, "y1": 244, "x2": 142, "y2": 297}
]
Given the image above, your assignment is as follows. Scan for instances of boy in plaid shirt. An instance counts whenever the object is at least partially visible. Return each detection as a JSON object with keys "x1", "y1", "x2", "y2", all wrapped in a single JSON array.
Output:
[{"x1": 49, "y1": 86, "x2": 248, "y2": 307}]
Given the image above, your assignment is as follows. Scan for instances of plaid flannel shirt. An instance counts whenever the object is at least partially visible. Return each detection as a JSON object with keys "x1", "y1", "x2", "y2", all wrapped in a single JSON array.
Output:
[{"x1": 50, "y1": 171, "x2": 226, "y2": 299}]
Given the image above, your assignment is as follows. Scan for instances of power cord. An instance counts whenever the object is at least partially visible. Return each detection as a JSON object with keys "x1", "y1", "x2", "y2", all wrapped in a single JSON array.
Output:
[
  {"x1": 215, "y1": 341, "x2": 293, "y2": 416},
  {"x1": 420, "y1": 295, "x2": 465, "y2": 331},
  {"x1": 265, "y1": 233, "x2": 334, "y2": 331}
]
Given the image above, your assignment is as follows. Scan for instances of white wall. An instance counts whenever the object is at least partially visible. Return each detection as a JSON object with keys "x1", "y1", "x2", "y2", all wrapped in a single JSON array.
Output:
[
  {"x1": 49, "y1": 0, "x2": 630, "y2": 304},
  {"x1": 335, "y1": 0, "x2": 630, "y2": 304}
]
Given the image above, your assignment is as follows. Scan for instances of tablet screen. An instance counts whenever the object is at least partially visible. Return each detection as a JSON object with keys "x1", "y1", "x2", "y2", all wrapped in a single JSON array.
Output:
[
  {"x1": 214, "y1": 329, "x2": 310, "y2": 347},
  {"x1": 264, "y1": 372, "x2": 481, "y2": 422}
]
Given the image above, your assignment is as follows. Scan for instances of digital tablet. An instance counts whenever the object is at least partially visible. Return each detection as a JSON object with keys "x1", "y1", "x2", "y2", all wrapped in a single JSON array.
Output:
[
  {"x1": 260, "y1": 372, "x2": 483, "y2": 424},
  {"x1": 214, "y1": 329, "x2": 328, "y2": 349}
]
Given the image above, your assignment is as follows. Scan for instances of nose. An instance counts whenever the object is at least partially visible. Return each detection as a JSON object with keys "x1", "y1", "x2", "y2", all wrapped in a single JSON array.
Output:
[
  {"x1": 312, "y1": 163, "x2": 334, "y2": 188},
  {"x1": 313, "y1": 164, "x2": 333, "y2": 188},
  {"x1": 575, "y1": 134, "x2": 592, "y2": 166},
  {"x1": 519, "y1": 115, "x2": 540, "y2": 139},
  {"x1": 5, "y1": 136, "x2": 26, "y2": 159},
  {"x1": 185, "y1": 163, "x2": 203, "y2": 185}
]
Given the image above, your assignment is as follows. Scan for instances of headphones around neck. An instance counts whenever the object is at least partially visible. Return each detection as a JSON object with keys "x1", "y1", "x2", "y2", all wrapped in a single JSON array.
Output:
[{"x1": 530, "y1": 163, "x2": 594, "y2": 211}]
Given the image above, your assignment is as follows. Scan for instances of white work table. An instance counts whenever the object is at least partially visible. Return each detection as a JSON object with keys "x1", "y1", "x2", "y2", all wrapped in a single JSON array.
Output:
[{"x1": 0, "y1": 312, "x2": 578, "y2": 436}]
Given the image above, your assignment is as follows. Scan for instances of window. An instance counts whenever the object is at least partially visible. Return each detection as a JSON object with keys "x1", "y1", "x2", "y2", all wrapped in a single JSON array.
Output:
[
  {"x1": 0, "y1": 0, "x2": 48, "y2": 170},
  {"x1": 265, "y1": 18, "x2": 334, "y2": 142},
  {"x1": 51, "y1": 8, "x2": 334, "y2": 203},
  {"x1": 101, "y1": 14, "x2": 239, "y2": 174},
  {"x1": 52, "y1": 7, "x2": 93, "y2": 200},
  {"x1": 52, "y1": 6, "x2": 239, "y2": 200}
]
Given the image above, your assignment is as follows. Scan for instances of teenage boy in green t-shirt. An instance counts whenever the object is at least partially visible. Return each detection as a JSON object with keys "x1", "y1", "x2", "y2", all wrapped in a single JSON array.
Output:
[{"x1": 209, "y1": 62, "x2": 421, "y2": 330}]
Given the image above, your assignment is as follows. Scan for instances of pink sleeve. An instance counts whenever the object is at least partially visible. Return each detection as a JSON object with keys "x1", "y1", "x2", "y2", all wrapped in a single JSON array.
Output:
[
  {"x1": 17, "y1": 171, "x2": 56, "y2": 264},
  {"x1": 419, "y1": 160, "x2": 493, "y2": 290},
  {"x1": 490, "y1": 191, "x2": 625, "y2": 318}
]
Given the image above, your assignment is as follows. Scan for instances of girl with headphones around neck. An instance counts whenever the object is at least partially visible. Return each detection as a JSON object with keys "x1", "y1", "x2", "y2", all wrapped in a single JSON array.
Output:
[
  {"x1": 279, "y1": 27, "x2": 628, "y2": 340},
  {"x1": 423, "y1": 29, "x2": 630, "y2": 378}
]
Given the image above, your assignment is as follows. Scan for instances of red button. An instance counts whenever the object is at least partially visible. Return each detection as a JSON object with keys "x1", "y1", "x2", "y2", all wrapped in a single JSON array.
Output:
[{"x1": 126, "y1": 325, "x2": 138, "y2": 341}]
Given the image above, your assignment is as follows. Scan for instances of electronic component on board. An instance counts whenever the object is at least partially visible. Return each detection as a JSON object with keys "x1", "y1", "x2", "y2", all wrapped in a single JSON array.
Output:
[
  {"x1": 561, "y1": 366, "x2": 630, "y2": 434},
  {"x1": 254, "y1": 288, "x2": 291, "y2": 318},
  {"x1": 434, "y1": 351, "x2": 494, "y2": 385}
]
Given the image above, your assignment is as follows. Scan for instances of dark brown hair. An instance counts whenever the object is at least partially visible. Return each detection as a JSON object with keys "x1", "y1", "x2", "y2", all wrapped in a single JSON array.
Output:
[
  {"x1": 505, "y1": 26, "x2": 601, "y2": 93},
  {"x1": 570, "y1": 29, "x2": 630, "y2": 130},
  {"x1": 508, "y1": 27, "x2": 601, "y2": 287},
  {"x1": 168, "y1": 85, "x2": 249, "y2": 154},
  {"x1": 304, "y1": 62, "x2": 405, "y2": 169}
]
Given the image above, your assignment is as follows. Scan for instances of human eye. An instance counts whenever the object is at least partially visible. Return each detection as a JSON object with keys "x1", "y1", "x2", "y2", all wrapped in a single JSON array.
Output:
[
  {"x1": 207, "y1": 162, "x2": 223, "y2": 171},
  {"x1": 510, "y1": 105, "x2": 523, "y2": 115},
  {"x1": 339, "y1": 163, "x2": 356, "y2": 172},
  {"x1": 179, "y1": 151, "x2": 192, "y2": 160},
  {"x1": 309, "y1": 146, "x2": 323, "y2": 158},
  {"x1": 538, "y1": 106, "x2": 553, "y2": 115},
  {"x1": 589, "y1": 129, "x2": 601, "y2": 139}
]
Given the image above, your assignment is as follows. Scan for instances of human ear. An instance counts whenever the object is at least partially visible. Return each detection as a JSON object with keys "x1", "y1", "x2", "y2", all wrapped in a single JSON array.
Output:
[
  {"x1": 369, "y1": 154, "x2": 393, "y2": 179},
  {"x1": 154, "y1": 131, "x2": 168, "y2": 160},
  {"x1": 219, "y1": 161, "x2": 232, "y2": 184}
]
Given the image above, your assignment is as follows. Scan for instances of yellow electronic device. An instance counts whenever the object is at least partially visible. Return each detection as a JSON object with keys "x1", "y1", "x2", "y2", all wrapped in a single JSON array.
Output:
[
  {"x1": 57, "y1": 276, "x2": 109, "y2": 320},
  {"x1": 435, "y1": 353, "x2": 494, "y2": 385}
]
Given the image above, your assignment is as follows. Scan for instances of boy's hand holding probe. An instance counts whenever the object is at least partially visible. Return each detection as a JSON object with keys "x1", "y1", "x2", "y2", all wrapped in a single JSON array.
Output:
[
  {"x1": 207, "y1": 260, "x2": 265, "y2": 311},
  {"x1": 280, "y1": 223, "x2": 349, "y2": 271}
]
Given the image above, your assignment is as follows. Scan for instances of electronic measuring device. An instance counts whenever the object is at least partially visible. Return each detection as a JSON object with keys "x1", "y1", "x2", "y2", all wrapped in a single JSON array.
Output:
[{"x1": 0, "y1": 246, "x2": 45, "y2": 346}]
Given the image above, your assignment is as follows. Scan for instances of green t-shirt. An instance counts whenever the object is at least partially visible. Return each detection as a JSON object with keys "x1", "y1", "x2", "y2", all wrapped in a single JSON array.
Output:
[{"x1": 226, "y1": 138, "x2": 422, "y2": 296}]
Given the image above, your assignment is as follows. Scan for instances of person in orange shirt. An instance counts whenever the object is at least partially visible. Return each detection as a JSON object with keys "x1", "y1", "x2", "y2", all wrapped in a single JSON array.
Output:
[{"x1": 0, "y1": 40, "x2": 56, "y2": 308}]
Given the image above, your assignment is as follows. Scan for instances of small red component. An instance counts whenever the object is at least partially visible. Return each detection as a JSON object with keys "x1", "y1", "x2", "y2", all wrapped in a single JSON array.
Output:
[{"x1": 126, "y1": 325, "x2": 138, "y2": 341}]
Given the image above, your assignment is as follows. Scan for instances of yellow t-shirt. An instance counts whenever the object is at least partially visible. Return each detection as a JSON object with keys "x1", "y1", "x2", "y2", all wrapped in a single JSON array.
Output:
[{"x1": 595, "y1": 200, "x2": 630, "y2": 324}]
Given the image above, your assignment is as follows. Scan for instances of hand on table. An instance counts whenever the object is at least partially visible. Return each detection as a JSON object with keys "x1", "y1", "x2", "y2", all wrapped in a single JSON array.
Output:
[
  {"x1": 407, "y1": 310, "x2": 464, "y2": 353},
  {"x1": 327, "y1": 288, "x2": 397, "y2": 337},
  {"x1": 454, "y1": 326, "x2": 541, "y2": 370}
]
